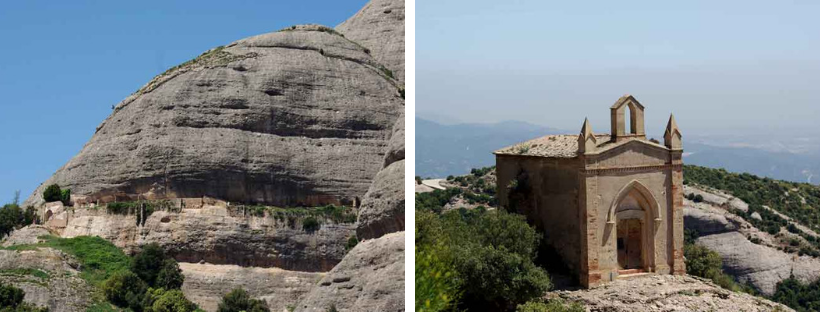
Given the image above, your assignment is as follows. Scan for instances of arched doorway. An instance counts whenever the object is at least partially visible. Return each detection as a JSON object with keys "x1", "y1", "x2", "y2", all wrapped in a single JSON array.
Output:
[
  {"x1": 615, "y1": 193, "x2": 645, "y2": 270},
  {"x1": 607, "y1": 180, "x2": 661, "y2": 274}
]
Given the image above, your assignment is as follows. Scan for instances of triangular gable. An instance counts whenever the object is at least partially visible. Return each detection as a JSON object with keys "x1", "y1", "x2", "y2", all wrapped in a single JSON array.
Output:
[
  {"x1": 610, "y1": 94, "x2": 645, "y2": 110},
  {"x1": 587, "y1": 138, "x2": 669, "y2": 160}
]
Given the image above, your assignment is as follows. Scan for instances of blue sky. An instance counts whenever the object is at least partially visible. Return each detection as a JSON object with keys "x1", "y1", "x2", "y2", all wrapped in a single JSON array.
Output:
[
  {"x1": 0, "y1": 0, "x2": 367, "y2": 205},
  {"x1": 418, "y1": 0, "x2": 820, "y2": 135}
]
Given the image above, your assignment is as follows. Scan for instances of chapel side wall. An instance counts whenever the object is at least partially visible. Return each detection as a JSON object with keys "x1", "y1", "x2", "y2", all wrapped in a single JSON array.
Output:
[{"x1": 496, "y1": 155, "x2": 582, "y2": 276}]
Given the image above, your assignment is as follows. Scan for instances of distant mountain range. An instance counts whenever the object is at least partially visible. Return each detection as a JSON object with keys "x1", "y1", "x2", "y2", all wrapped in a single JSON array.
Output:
[{"x1": 416, "y1": 117, "x2": 820, "y2": 185}]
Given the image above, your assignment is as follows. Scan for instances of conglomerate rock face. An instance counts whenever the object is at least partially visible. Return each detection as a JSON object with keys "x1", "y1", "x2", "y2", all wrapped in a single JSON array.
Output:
[
  {"x1": 57, "y1": 205, "x2": 355, "y2": 272},
  {"x1": 24, "y1": 24, "x2": 403, "y2": 208},
  {"x1": 357, "y1": 113, "x2": 405, "y2": 240},
  {"x1": 0, "y1": 245, "x2": 95, "y2": 312},
  {"x1": 336, "y1": 0, "x2": 405, "y2": 84},
  {"x1": 295, "y1": 231, "x2": 405, "y2": 312},
  {"x1": 179, "y1": 262, "x2": 322, "y2": 312}
]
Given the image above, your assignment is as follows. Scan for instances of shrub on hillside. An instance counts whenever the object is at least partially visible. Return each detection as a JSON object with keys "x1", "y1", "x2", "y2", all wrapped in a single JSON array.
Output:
[
  {"x1": 131, "y1": 243, "x2": 168, "y2": 287},
  {"x1": 0, "y1": 282, "x2": 48, "y2": 312},
  {"x1": 0, "y1": 204, "x2": 24, "y2": 238},
  {"x1": 103, "y1": 270, "x2": 148, "y2": 311},
  {"x1": 216, "y1": 288, "x2": 269, "y2": 312},
  {"x1": 415, "y1": 219, "x2": 461, "y2": 312},
  {"x1": 416, "y1": 208, "x2": 551, "y2": 310},
  {"x1": 345, "y1": 235, "x2": 358, "y2": 251},
  {"x1": 42, "y1": 184, "x2": 62, "y2": 203},
  {"x1": 302, "y1": 216, "x2": 320, "y2": 232},
  {"x1": 156, "y1": 258, "x2": 185, "y2": 290},
  {"x1": 142, "y1": 288, "x2": 198, "y2": 312},
  {"x1": 60, "y1": 189, "x2": 71, "y2": 206}
]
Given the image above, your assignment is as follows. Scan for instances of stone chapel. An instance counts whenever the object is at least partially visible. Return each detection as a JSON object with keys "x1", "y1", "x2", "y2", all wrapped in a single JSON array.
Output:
[{"x1": 494, "y1": 95, "x2": 685, "y2": 287}]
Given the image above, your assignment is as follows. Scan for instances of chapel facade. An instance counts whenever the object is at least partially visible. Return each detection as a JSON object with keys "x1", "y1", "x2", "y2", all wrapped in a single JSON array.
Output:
[{"x1": 494, "y1": 95, "x2": 685, "y2": 287}]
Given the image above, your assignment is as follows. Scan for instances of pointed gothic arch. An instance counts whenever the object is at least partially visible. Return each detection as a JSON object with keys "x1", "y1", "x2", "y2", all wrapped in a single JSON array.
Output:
[{"x1": 606, "y1": 179, "x2": 661, "y2": 224}]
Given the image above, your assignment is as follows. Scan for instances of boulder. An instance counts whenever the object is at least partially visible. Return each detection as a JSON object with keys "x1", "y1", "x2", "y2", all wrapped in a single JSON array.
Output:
[
  {"x1": 24, "y1": 24, "x2": 403, "y2": 208},
  {"x1": 296, "y1": 231, "x2": 404, "y2": 312},
  {"x1": 683, "y1": 206, "x2": 738, "y2": 236},
  {"x1": 384, "y1": 113, "x2": 405, "y2": 167},
  {"x1": 357, "y1": 160, "x2": 405, "y2": 240}
]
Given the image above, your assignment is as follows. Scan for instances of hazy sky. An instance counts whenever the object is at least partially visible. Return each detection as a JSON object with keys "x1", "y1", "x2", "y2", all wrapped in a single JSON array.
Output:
[
  {"x1": 0, "y1": 0, "x2": 366, "y2": 205},
  {"x1": 418, "y1": 0, "x2": 820, "y2": 136}
]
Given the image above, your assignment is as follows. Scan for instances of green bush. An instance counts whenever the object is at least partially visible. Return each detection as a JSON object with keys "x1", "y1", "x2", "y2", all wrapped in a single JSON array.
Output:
[
  {"x1": 102, "y1": 270, "x2": 147, "y2": 311},
  {"x1": 515, "y1": 299, "x2": 584, "y2": 312},
  {"x1": 42, "y1": 184, "x2": 62, "y2": 203},
  {"x1": 132, "y1": 243, "x2": 168, "y2": 287},
  {"x1": 0, "y1": 204, "x2": 24, "y2": 238},
  {"x1": 302, "y1": 216, "x2": 320, "y2": 232},
  {"x1": 60, "y1": 189, "x2": 71, "y2": 206},
  {"x1": 216, "y1": 288, "x2": 269, "y2": 312},
  {"x1": 156, "y1": 258, "x2": 185, "y2": 290},
  {"x1": 345, "y1": 235, "x2": 359, "y2": 251},
  {"x1": 0, "y1": 282, "x2": 25, "y2": 308},
  {"x1": 772, "y1": 274, "x2": 820, "y2": 312},
  {"x1": 684, "y1": 243, "x2": 755, "y2": 294},
  {"x1": 693, "y1": 194, "x2": 704, "y2": 203},
  {"x1": 31, "y1": 236, "x2": 131, "y2": 285},
  {"x1": 416, "y1": 208, "x2": 551, "y2": 310},
  {"x1": 142, "y1": 288, "x2": 198, "y2": 312},
  {"x1": 415, "y1": 241, "x2": 460, "y2": 312},
  {"x1": 0, "y1": 282, "x2": 48, "y2": 312}
]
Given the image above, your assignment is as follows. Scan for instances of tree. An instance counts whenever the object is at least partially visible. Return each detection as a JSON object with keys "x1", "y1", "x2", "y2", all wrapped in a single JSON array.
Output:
[
  {"x1": 0, "y1": 282, "x2": 48, "y2": 312},
  {"x1": 143, "y1": 288, "x2": 198, "y2": 312},
  {"x1": 217, "y1": 288, "x2": 269, "y2": 312},
  {"x1": 302, "y1": 216, "x2": 320, "y2": 233},
  {"x1": 103, "y1": 271, "x2": 148, "y2": 311},
  {"x1": 156, "y1": 258, "x2": 185, "y2": 290},
  {"x1": 0, "y1": 204, "x2": 24, "y2": 238},
  {"x1": 131, "y1": 243, "x2": 168, "y2": 287},
  {"x1": 42, "y1": 184, "x2": 62, "y2": 203}
]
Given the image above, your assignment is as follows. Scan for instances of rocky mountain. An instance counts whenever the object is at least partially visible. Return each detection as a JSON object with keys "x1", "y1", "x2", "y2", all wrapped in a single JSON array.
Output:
[
  {"x1": 5, "y1": 0, "x2": 405, "y2": 311},
  {"x1": 24, "y1": 23, "x2": 404, "y2": 208}
]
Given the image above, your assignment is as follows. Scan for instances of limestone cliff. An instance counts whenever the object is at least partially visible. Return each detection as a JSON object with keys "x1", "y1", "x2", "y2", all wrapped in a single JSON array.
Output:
[
  {"x1": 54, "y1": 204, "x2": 354, "y2": 272},
  {"x1": 24, "y1": 24, "x2": 403, "y2": 208}
]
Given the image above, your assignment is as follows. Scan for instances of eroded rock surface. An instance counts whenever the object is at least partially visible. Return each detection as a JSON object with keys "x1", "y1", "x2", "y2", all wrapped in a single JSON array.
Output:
[
  {"x1": 336, "y1": 0, "x2": 405, "y2": 84},
  {"x1": 24, "y1": 24, "x2": 403, "y2": 208},
  {"x1": 295, "y1": 231, "x2": 405, "y2": 312},
  {"x1": 180, "y1": 262, "x2": 322, "y2": 312},
  {"x1": 697, "y1": 232, "x2": 820, "y2": 295},
  {"x1": 59, "y1": 206, "x2": 355, "y2": 272},
  {"x1": 0, "y1": 248, "x2": 94, "y2": 312},
  {"x1": 357, "y1": 159, "x2": 404, "y2": 240},
  {"x1": 553, "y1": 274, "x2": 793, "y2": 312}
]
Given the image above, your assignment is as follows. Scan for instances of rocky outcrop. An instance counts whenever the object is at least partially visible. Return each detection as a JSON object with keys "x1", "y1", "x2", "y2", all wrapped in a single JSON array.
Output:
[
  {"x1": 684, "y1": 185, "x2": 820, "y2": 295},
  {"x1": 24, "y1": 24, "x2": 403, "y2": 208},
  {"x1": 1, "y1": 225, "x2": 51, "y2": 247},
  {"x1": 357, "y1": 160, "x2": 404, "y2": 240},
  {"x1": 180, "y1": 262, "x2": 322, "y2": 312},
  {"x1": 697, "y1": 232, "x2": 820, "y2": 295},
  {"x1": 0, "y1": 247, "x2": 94, "y2": 312},
  {"x1": 59, "y1": 205, "x2": 355, "y2": 272},
  {"x1": 357, "y1": 112, "x2": 405, "y2": 240},
  {"x1": 295, "y1": 231, "x2": 405, "y2": 312},
  {"x1": 553, "y1": 274, "x2": 793, "y2": 312},
  {"x1": 336, "y1": 0, "x2": 405, "y2": 84}
]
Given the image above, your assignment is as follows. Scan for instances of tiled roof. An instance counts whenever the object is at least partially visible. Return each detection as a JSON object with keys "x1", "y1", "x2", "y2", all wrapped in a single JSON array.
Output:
[{"x1": 494, "y1": 133, "x2": 667, "y2": 158}]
